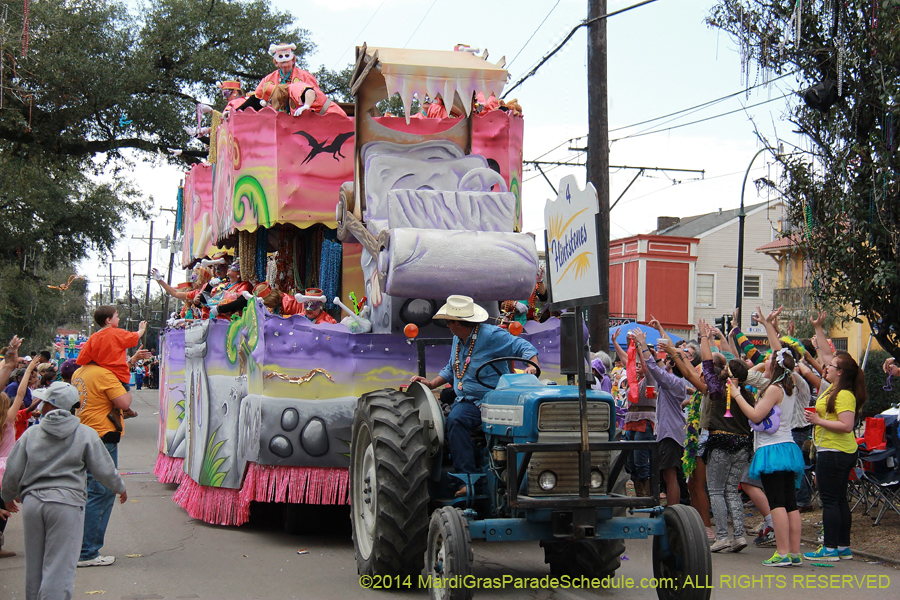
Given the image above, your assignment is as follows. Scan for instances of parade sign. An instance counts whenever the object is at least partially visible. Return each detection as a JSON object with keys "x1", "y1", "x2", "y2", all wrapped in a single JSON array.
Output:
[{"x1": 543, "y1": 175, "x2": 602, "y2": 308}]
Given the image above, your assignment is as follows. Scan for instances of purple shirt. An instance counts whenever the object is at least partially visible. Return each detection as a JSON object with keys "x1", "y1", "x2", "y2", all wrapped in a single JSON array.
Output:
[
  {"x1": 4, "y1": 382, "x2": 32, "y2": 409},
  {"x1": 644, "y1": 359, "x2": 687, "y2": 446}
]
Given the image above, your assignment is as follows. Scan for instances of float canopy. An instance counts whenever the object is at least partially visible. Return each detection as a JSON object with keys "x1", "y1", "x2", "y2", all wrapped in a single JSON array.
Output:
[{"x1": 351, "y1": 45, "x2": 508, "y2": 123}]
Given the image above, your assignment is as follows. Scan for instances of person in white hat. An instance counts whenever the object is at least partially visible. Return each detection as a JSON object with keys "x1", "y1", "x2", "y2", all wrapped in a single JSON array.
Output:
[
  {"x1": 2, "y1": 381, "x2": 126, "y2": 597},
  {"x1": 253, "y1": 43, "x2": 338, "y2": 117},
  {"x1": 410, "y1": 295, "x2": 539, "y2": 495}
]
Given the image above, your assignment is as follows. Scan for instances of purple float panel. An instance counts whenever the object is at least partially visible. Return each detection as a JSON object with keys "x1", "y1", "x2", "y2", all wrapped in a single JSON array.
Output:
[{"x1": 158, "y1": 328, "x2": 186, "y2": 457}]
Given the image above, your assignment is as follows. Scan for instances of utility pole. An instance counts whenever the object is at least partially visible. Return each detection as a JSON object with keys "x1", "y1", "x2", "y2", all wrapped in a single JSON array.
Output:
[
  {"x1": 146, "y1": 221, "x2": 154, "y2": 321},
  {"x1": 158, "y1": 205, "x2": 180, "y2": 323},
  {"x1": 586, "y1": 0, "x2": 610, "y2": 351},
  {"x1": 128, "y1": 253, "x2": 133, "y2": 325},
  {"x1": 110, "y1": 254, "x2": 144, "y2": 328},
  {"x1": 132, "y1": 222, "x2": 170, "y2": 343}
]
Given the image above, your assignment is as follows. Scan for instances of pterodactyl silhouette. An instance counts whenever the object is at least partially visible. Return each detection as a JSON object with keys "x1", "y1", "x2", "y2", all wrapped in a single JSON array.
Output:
[{"x1": 293, "y1": 131, "x2": 355, "y2": 165}]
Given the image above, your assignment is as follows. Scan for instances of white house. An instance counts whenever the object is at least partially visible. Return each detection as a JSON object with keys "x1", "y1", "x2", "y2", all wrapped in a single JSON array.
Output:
[{"x1": 654, "y1": 201, "x2": 782, "y2": 337}]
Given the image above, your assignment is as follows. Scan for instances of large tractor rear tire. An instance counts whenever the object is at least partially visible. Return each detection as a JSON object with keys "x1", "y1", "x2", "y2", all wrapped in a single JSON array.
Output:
[{"x1": 351, "y1": 388, "x2": 431, "y2": 577}]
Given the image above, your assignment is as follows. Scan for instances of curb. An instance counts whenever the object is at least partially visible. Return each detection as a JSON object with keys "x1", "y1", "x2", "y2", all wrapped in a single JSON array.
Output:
[{"x1": 800, "y1": 537, "x2": 900, "y2": 567}]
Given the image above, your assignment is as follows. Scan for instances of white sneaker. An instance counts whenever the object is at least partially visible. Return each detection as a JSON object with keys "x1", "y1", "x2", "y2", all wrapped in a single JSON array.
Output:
[
  {"x1": 710, "y1": 538, "x2": 731, "y2": 553},
  {"x1": 77, "y1": 555, "x2": 115, "y2": 567},
  {"x1": 728, "y1": 536, "x2": 748, "y2": 553}
]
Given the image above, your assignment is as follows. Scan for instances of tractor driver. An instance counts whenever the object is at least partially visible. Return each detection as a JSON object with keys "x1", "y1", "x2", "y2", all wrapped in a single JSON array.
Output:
[{"x1": 410, "y1": 295, "x2": 539, "y2": 496}]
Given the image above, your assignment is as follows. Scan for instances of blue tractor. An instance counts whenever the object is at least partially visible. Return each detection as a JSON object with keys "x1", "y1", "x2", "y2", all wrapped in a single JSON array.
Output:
[{"x1": 350, "y1": 352, "x2": 712, "y2": 600}]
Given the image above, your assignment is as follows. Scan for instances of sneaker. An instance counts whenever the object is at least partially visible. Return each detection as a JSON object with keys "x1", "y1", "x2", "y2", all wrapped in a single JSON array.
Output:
[
  {"x1": 838, "y1": 548, "x2": 853, "y2": 560},
  {"x1": 762, "y1": 551, "x2": 793, "y2": 567},
  {"x1": 803, "y1": 546, "x2": 839, "y2": 562},
  {"x1": 710, "y1": 538, "x2": 731, "y2": 553},
  {"x1": 791, "y1": 554, "x2": 803, "y2": 566},
  {"x1": 706, "y1": 527, "x2": 716, "y2": 543},
  {"x1": 728, "y1": 536, "x2": 748, "y2": 553},
  {"x1": 754, "y1": 526, "x2": 776, "y2": 547},
  {"x1": 77, "y1": 555, "x2": 115, "y2": 567}
]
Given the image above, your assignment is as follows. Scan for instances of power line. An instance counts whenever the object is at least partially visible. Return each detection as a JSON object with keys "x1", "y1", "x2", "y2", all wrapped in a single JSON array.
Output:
[
  {"x1": 609, "y1": 70, "x2": 798, "y2": 133},
  {"x1": 502, "y1": 0, "x2": 662, "y2": 99},
  {"x1": 526, "y1": 72, "x2": 798, "y2": 167},
  {"x1": 610, "y1": 91, "x2": 793, "y2": 142},
  {"x1": 403, "y1": 0, "x2": 439, "y2": 49},
  {"x1": 331, "y1": 0, "x2": 387, "y2": 69},
  {"x1": 506, "y1": 0, "x2": 561, "y2": 69}
]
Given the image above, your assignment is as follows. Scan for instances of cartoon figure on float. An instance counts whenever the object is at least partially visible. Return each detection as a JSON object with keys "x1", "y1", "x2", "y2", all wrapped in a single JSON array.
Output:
[{"x1": 254, "y1": 43, "x2": 345, "y2": 117}]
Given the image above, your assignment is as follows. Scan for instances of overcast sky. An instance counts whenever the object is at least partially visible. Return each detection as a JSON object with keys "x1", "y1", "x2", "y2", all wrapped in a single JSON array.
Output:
[{"x1": 86, "y1": 0, "x2": 805, "y2": 299}]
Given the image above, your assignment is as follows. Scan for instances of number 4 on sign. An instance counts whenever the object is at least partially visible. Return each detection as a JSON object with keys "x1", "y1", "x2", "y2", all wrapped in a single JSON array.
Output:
[{"x1": 566, "y1": 184, "x2": 571, "y2": 204}]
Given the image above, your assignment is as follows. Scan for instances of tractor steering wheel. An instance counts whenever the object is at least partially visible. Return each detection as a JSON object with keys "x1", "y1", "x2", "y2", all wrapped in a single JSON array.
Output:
[{"x1": 474, "y1": 356, "x2": 541, "y2": 390}]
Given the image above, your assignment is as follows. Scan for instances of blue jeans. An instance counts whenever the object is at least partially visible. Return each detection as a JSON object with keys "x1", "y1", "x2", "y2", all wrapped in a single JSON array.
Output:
[
  {"x1": 625, "y1": 422, "x2": 655, "y2": 482},
  {"x1": 445, "y1": 401, "x2": 482, "y2": 474},
  {"x1": 80, "y1": 442, "x2": 118, "y2": 561}
]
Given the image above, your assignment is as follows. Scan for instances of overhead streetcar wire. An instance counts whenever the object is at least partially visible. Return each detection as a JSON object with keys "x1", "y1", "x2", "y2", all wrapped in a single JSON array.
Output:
[
  {"x1": 502, "y1": 0, "x2": 662, "y2": 99},
  {"x1": 507, "y1": 0, "x2": 562, "y2": 69},
  {"x1": 403, "y1": 0, "x2": 439, "y2": 49}
]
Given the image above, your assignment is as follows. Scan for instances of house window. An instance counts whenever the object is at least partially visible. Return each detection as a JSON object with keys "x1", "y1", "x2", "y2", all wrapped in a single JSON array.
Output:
[
  {"x1": 743, "y1": 274, "x2": 761, "y2": 298},
  {"x1": 696, "y1": 274, "x2": 715, "y2": 307},
  {"x1": 832, "y1": 338, "x2": 848, "y2": 352}
]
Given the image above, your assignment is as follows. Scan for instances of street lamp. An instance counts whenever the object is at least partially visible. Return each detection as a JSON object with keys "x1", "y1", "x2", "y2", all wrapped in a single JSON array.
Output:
[{"x1": 736, "y1": 145, "x2": 781, "y2": 329}]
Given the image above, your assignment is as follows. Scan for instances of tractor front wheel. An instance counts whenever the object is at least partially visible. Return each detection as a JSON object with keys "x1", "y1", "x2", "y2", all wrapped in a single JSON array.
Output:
[
  {"x1": 652, "y1": 504, "x2": 712, "y2": 600},
  {"x1": 425, "y1": 507, "x2": 474, "y2": 600}
]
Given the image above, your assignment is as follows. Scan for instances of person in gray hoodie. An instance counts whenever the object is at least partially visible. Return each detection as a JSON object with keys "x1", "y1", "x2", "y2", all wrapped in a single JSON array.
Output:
[{"x1": 1, "y1": 381, "x2": 127, "y2": 600}]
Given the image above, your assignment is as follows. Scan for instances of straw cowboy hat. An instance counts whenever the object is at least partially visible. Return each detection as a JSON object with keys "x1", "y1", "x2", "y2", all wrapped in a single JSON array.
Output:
[{"x1": 432, "y1": 295, "x2": 488, "y2": 324}]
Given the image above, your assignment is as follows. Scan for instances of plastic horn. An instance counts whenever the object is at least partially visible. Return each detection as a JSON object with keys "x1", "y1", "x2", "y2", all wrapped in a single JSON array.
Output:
[
  {"x1": 333, "y1": 297, "x2": 363, "y2": 328},
  {"x1": 724, "y1": 379, "x2": 733, "y2": 418}
]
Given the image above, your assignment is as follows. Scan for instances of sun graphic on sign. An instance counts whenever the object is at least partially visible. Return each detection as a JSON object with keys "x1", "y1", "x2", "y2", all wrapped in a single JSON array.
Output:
[
  {"x1": 559, "y1": 251, "x2": 594, "y2": 281},
  {"x1": 547, "y1": 208, "x2": 588, "y2": 244}
]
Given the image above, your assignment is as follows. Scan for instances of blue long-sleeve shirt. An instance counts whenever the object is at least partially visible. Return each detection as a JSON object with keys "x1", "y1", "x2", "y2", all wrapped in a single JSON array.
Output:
[{"x1": 438, "y1": 323, "x2": 538, "y2": 405}]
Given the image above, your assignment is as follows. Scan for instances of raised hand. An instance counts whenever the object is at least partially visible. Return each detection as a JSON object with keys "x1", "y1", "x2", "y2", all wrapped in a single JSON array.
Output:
[
  {"x1": 810, "y1": 310, "x2": 827, "y2": 328},
  {"x1": 631, "y1": 329, "x2": 647, "y2": 346},
  {"x1": 766, "y1": 305, "x2": 784, "y2": 326}
]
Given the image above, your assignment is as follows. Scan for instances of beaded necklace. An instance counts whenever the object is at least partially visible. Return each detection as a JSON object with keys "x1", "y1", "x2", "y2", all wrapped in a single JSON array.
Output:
[{"x1": 453, "y1": 324, "x2": 479, "y2": 390}]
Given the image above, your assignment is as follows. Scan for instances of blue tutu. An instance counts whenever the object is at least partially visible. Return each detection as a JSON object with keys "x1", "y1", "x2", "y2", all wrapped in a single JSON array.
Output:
[{"x1": 749, "y1": 442, "x2": 805, "y2": 487}]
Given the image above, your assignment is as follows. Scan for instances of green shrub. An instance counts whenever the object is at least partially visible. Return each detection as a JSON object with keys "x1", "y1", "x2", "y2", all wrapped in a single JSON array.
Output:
[{"x1": 861, "y1": 349, "x2": 898, "y2": 417}]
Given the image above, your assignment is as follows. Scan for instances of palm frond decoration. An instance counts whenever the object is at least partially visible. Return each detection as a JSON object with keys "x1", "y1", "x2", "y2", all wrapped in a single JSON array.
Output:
[{"x1": 199, "y1": 426, "x2": 230, "y2": 487}]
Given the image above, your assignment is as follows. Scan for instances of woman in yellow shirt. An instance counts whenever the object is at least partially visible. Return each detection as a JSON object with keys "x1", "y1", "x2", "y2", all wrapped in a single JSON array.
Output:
[{"x1": 804, "y1": 351, "x2": 867, "y2": 561}]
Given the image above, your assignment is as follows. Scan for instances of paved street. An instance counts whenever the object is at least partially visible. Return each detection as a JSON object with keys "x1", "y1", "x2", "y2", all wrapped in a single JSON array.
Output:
[{"x1": 1, "y1": 389, "x2": 897, "y2": 599}]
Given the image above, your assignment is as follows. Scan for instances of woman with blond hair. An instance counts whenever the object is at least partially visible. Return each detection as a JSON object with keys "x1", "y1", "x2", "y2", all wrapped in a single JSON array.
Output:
[{"x1": 153, "y1": 266, "x2": 213, "y2": 319}]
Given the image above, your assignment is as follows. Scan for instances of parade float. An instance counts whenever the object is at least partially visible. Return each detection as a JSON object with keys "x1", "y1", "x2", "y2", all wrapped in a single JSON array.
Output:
[{"x1": 154, "y1": 44, "x2": 562, "y2": 527}]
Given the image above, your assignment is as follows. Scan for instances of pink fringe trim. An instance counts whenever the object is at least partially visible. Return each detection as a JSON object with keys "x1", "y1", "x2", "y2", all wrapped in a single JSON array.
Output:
[
  {"x1": 172, "y1": 463, "x2": 350, "y2": 526},
  {"x1": 153, "y1": 453, "x2": 186, "y2": 484}
]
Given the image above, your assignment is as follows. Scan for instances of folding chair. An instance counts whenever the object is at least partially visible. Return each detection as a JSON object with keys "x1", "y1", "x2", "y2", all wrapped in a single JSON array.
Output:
[{"x1": 859, "y1": 420, "x2": 900, "y2": 525}]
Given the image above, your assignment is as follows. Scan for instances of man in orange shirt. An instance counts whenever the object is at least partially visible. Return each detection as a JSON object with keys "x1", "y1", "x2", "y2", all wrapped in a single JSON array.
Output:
[
  {"x1": 71, "y1": 350, "x2": 144, "y2": 568},
  {"x1": 76, "y1": 307, "x2": 145, "y2": 390}
]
